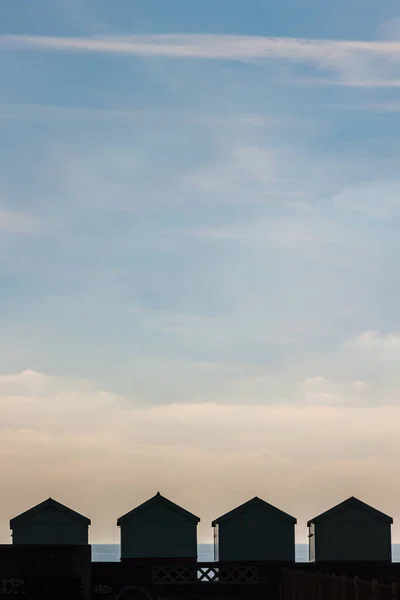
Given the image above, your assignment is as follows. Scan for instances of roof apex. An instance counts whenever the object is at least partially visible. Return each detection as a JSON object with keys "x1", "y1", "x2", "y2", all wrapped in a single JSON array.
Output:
[
  {"x1": 307, "y1": 496, "x2": 393, "y2": 526},
  {"x1": 10, "y1": 497, "x2": 91, "y2": 528},
  {"x1": 212, "y1": 496, "x2": 297, "y2": 526},
  {"x1": 117, "y1": 493, "x2": 200, "y2": 526}
]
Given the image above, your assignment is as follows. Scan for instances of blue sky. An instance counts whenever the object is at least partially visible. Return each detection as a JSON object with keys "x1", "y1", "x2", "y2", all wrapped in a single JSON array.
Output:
[{"x1": 1, "y1": 0, "x2": 400, "y2": 544}]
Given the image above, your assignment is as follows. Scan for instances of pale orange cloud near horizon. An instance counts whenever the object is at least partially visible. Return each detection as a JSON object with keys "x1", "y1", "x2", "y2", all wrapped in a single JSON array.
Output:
[{"x1": 1, "y1": 366, "x2": 400, "y2": 545}]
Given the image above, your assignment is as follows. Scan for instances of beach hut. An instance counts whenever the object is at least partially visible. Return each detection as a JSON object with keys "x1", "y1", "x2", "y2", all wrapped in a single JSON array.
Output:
[
  {"x1": 212, "y1": 496, "x2": 297, "y2": 562},
  {"x1": 117, "y1": 492, "x2": 200, "y2": 562},
  {"x1": 10, "y1": 497, "x2": 91, "y2": 545},
  {"x1": 307, "y1": 496, "x2": 393, "y2": 562}
]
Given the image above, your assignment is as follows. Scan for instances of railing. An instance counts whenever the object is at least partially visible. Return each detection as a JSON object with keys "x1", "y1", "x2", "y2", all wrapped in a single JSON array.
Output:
[
  {"x1": 153, "y1": 563, "x2": 259, "y2": 584},
  {"x1": 281, "y1": 569, "x2": 400, "y2": 600}
]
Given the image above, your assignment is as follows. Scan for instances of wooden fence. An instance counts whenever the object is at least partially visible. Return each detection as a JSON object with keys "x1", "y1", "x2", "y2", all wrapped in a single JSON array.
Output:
[{"x1": 281, "y1": 569, "x2": 400, "y2": 600}]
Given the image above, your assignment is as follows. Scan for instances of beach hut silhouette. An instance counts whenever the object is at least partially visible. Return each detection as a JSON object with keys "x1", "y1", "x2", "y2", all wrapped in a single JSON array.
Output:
[
  {"x1": 10, "y1": 497, "x2": 91, "y2": 545},
  {"x1": 307, "y1": 496, "x2": 393, "y2": 562},
  {"x1": 117, "y1": 492, "x2": 200, "y2": 562}
]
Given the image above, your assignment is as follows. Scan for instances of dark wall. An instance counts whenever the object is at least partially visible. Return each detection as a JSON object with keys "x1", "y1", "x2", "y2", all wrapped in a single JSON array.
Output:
[
  {"x1": 92, "y1": 561, "x2": 400, "y2": 600},
  {"x1": 0, "y1": 544, "x2": 91, "y2": 600},
  {"x1": 119, "y1": 503, "x2": 198, "y2": 559},
  {"x1": 313, "y1": 508, "x2": 392, "y2": 562},
  {"x1": 11, "y1": 507, "x2": 89, "y2": 545},
  {"x1": 217, "y1": 508, "x2": 296, "y2": 561},
  {"x1": 1, "y1": 548, "x2": 400, "y2": 600}
]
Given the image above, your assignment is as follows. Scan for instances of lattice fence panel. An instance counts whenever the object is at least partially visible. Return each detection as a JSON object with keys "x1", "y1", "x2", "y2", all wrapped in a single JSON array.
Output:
[
  {"x1": 153, "y1": 565, "x2": 258, "y2": 585},
  {"x1": 218, "y1": 566, "x2": 258, "y2": 584}
]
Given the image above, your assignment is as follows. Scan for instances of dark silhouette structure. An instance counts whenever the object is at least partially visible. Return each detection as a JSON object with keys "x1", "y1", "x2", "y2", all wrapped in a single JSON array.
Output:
[
  {"x1": 307, "y1": 496, "x2": 393, "y2": 562},
  {"x1": 117, "y1": 492, "x2": 200, "y2": 562},
  {"x1": 2, "y1": 493, "x2": 399, "y2": 598},
  {"x1": 10, "y1": 497, "x2": 91, "y2": 545},
  {"x1": 0, "y1": 544, "x2": 91, "y2": 600},
  {"x1": 212, "y1": 496, "x2": 297, "y2": 562}
]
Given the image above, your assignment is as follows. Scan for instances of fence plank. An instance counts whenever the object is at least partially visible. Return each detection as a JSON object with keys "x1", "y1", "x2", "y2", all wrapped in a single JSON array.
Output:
[{"x1": 281, "y1": 569, "x2": 399, "y2": 600}]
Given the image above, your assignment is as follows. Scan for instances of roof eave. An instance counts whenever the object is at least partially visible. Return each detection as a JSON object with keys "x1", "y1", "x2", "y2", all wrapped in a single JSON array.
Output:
[
  {"x1": 10, "y1": 514, "x2": 91, "y2": 528},
  {"x1": 213, "y1": 515, "x2": 297, "y2": 526},
  {"x1": 307, "y1": 509, "x2": 393, "y2": 526},
  {"x1": 117, "y1": 513, "x2": 199, "y2": 526},
  {"x1": 10, "y1": 498, "x2": 91, "y2": 528}
]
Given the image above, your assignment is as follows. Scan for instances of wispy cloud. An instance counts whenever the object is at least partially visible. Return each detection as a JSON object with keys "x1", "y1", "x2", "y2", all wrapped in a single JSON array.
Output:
[
  {"x1": 321, "y1": 102, "x2": 400, "y2": 112},
  {"x1": 333, "y1": 181, "x2": 400, "y2": 219},
  {"x1": 1, "y1": 33, "x2": 400, "y2": 86},
  {"x1": 377, "y1": 18, "x2": 400, "y2": 41},
  {"x1": 298, "y1": 77, "x2": 400, "y2": 88},
  {"x1": 0, "y1": 210, "x2": 39, "y2": 233},
  {"x1": 1, "y1": 33, "x2": 400, "y2": 60}
]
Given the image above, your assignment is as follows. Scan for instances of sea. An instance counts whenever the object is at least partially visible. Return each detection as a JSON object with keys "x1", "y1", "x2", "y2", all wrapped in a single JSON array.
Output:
[{"x1": 92, "y1": 544, "x2": 400, "y2": 562}]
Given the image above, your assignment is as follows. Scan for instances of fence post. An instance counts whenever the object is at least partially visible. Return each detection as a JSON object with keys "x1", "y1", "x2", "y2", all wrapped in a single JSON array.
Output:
[
  {"x1": 372, "y1": 579, "x2": 378, "y2": 600},
  {"x1": 283, "y1": 569, "x2": 289, "y2": 600},
  {"x1": 354, "y1": 576, "x2": 359, "y2": 600},
  {"x1": 297, "y1": 570, "x2": 302, "y2": 600},
  {"x1": 280, "y1": 569, "x2": 284, "y2": 600},
  {"x1": 341, "y1": 575, "x2": 346, "y2": 600},
  {"x1": 317, "y1": 573, "x2": 323, "y2": 600},
  {"x1": 286, "y1": 569, "x2": 291, "y2": 600},
  {"x1": 291, "y1": 569, "x2": 296, "y2": 600},
  {"x1": 392, "y1": 582, "x2": 398, "y2": 600},
  {"x1": 285, "y1": 570, "x2": 289, "y2": 600}
]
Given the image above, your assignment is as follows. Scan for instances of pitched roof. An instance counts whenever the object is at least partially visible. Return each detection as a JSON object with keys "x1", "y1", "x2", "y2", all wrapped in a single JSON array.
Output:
[
  {"x1": 10, "y1": 497, "x2": 91, "y2": 528},
  {"x1": 212, "y1": 496, "x2": 297, "y2": 526},
  {"x1": 117, "y1": 492, "x2": 200, "y2": 526},
  {"x1": 307, "y1": 496, "x2": 393, "y2": 526}
]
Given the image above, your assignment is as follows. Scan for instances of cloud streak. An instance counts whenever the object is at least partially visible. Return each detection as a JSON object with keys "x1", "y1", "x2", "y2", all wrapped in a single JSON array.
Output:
[
  {"x1": 1, "y1": 33, "x2": 400, "y2": 60},
  {"x1": 298, "y1": 77, "x2": 400, "y2": 88},
  {"x1": 1, "y1": 33, "x2": 400, "y2": 86}
]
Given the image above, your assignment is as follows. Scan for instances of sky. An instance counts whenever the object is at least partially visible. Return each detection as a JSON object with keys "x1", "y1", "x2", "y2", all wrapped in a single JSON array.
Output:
[{"x1": 1, "y1": 0, "x2": 400, "y2": 545}]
